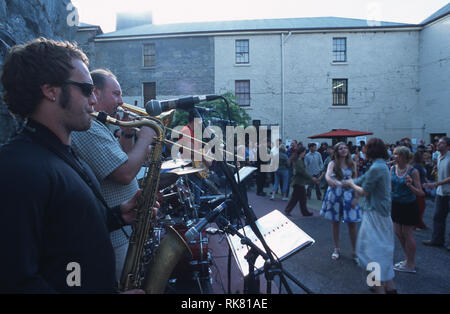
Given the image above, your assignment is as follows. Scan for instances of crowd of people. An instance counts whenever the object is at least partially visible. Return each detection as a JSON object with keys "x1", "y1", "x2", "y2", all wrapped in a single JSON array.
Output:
[{"x1": 254, "y1": 135, "x2": 450, "y2": 294}]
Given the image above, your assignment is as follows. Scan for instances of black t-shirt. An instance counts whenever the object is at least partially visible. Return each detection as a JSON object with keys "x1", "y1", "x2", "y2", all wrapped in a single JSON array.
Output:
[{"x1": 0, "y1": 121, "x2": 117, "y2": 293}]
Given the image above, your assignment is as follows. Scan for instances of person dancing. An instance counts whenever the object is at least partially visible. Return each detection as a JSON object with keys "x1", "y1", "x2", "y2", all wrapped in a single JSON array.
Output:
[
  {"x1": 344, "y1": 138, "x2": 397, "y2": 294},
  {"x1": 390, "y1": 146, "x2": 424, "y2": 273},
  {"x1": 321, "y1": 142, "x2": 361, "y2": 261}
]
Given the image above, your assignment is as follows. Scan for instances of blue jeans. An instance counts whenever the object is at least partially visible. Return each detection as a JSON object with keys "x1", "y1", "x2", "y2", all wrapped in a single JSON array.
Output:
[
  {"x1": 431, "y1": 195, "x2": 450, "y2": 245},
  {"x1": 273, "y1": 169, "x2": 289, "y2": 195}
]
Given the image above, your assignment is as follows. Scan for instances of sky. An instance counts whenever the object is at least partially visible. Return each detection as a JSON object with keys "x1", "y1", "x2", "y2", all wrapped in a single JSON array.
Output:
[{"x1": 71, "y1": 0, "x2": 449, "y2": 33}]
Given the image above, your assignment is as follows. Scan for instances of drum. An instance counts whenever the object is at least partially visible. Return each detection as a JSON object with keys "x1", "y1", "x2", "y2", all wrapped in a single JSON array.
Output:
[
  {"x1": 159, "y1": 177, "x2": 194, "y2": 219},
  {"x1": 170, "y1": 223, "x2": 211, "y2": 282}
]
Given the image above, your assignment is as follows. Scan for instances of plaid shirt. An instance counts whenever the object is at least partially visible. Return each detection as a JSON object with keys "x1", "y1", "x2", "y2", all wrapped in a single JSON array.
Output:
[{"x1": 72, "y1": 120, "x2": 138, "y2": 247}]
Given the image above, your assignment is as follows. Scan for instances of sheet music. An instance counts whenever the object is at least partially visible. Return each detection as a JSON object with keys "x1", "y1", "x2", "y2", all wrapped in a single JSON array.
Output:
[
  {"x1": 234, "y1": 166, "x2": 257, "y2": 182},
  {"x1": 226, "y1": 210, "x2": 315, "y2": 277}
]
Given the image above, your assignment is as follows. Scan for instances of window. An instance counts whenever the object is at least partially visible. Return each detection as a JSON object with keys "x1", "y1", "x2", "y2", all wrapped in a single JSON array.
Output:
[
  {"x1": 143, "y1": 43, "x2": 155, "y2": 67},
  {"x1": 332, "y1": 79, "x2": 348, "y2": 106},
  {"x1": 332, "y1": 38, "x2": 347, "y2": 62},
  {"x1": 143, "y1": 82, "x2": 156, "y2": 105},
  {"x1": 235, "y1": 80, "x2": 250, "y2": 106},
  {"x1": 235, "y1": 40, "x2": 249, "y2": 64}
]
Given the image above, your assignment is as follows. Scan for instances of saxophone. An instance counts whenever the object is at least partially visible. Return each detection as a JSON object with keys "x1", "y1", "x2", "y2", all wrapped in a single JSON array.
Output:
[{"x1": 90, "y1": 110, "x2": 192, "y2": 294}]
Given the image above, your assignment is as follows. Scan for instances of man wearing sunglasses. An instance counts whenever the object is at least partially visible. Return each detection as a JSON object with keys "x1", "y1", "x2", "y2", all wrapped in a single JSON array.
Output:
[
  {"x1": 71, "y1": 68, "x2": 156, "y2": 281},
  {"x1": 0, "y1": 38, "x2": 142, "y2": 293}
]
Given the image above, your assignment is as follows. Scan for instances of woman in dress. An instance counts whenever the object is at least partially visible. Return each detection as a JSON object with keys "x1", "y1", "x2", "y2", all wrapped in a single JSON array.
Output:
[
  {"x1": 321, "y1": 142, "x2": 361, "y2": 261},
  {"x1": 344, "y1": 138, "x2": 397, "y2": 294},
  {"x1": 390, "y1": 146, "x2": 424, "y2": 273}
]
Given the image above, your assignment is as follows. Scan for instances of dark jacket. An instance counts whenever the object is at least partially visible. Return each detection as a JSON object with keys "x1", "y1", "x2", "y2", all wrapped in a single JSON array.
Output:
[
  {"x1": 0, "y1": 120, "x2": 118, "y2": 293},
  {"x1": 291, "y1": 157, "x2": 315, "y2": 186}
]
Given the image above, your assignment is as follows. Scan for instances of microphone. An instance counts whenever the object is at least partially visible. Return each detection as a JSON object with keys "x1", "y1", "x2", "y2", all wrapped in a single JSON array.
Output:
[
  {"x1": 210, "y1": 117, "x2": 236, "y2": 125},
  {"x1": 184, "y1": 201, "x2": 227, "y2": 242},
  {"x1": 145, "y1": 95, "x2": 221, "y2": 116}
]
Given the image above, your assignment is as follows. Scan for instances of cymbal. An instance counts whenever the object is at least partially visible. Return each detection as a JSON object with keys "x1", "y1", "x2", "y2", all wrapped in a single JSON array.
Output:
[
  {"x1": 161, "y1": 159, "x2": 191, "y2": 170},
  {"x1": 169, "y1": 166, "x2": 206, "y2": 176},
  {"x1": 158, "y1": 172, "x2": 178, "y2": 189}
]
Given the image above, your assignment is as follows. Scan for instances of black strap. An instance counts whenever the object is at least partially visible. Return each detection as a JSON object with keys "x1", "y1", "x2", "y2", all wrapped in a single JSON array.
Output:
[{"x1": 24, "y1": 126, "x2": 128, "y2": 234}]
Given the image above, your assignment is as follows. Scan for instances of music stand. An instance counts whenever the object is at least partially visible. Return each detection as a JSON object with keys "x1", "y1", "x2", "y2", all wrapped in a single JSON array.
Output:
[{"x1": 223, "y1": 210, "x2": 315, "y2": 294}]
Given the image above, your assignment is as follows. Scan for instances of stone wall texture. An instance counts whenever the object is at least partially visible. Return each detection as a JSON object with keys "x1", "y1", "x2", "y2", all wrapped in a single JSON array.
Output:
[
  {"x1": 0, "y1": 0, "x2": 77, "y2": 144},
  {"x1": 90, "y1": 36, "x2": 215, "y2": 106}
]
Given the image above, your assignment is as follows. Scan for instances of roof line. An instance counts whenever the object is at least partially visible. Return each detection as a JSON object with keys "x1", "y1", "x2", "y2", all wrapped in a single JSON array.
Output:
[
  {"x1": 95, "y1": 24, "x2": 422, "y2": 41},
  {"x1": 420, "y1": 10, "x2": 450, "y2": 26}
]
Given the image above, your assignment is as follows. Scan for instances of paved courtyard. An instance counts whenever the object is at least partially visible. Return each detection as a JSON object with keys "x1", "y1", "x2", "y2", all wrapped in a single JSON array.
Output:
[{"x1": 208, "y1": 185, "x2": 450, "y2": 294}]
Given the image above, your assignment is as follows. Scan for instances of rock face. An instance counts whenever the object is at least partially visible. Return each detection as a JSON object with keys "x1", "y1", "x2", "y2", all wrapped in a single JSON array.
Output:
[{"x1": 0, "y1": 0, "x2": 77, "y2": 144}]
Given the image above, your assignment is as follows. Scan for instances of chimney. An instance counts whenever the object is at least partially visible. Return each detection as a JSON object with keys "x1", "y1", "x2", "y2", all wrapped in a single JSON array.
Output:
[{"x1": 116, "y1": 11, "x2": 153, "y2": 31}]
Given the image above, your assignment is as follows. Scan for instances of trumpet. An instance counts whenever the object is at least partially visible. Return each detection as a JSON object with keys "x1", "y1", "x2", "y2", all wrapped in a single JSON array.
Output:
[
  {"x1": 120, "y1": 103, "x2": 150, "y2": 117},
  {"x1": 118, "y1": 103, "x2": 217, "y2": 153},
  {"x1": 116, "y1": 103, "x2": 244, "y2": 163},
  {"x1": 89, "y1": 111, "x2": 241, "y2": 167}
]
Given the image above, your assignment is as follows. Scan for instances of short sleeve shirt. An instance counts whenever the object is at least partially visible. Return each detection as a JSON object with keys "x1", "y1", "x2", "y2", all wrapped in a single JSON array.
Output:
[{"x1": 437, "y1": 151, "x2": 450, "y2": 196}]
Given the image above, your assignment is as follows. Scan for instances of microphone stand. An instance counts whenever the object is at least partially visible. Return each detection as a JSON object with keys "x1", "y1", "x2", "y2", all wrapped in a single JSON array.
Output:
[{"x1": 193, "y1": 105, "x2": 313, "y2": 295}]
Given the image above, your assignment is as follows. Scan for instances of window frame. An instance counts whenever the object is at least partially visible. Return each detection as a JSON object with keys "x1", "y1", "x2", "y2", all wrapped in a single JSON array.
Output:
[
  {"x1": 332, "y1": 79, "x2": 348, "y2": 106},
  {"x1": 142, "y1": 82, "x2": 156, "y2": 105},
  {"x1": 235, "y1": 80, "x2": 251, "y2": 107},
  {"x1": 235, "y1": 39, "x2": 249, "y2": 64},
  {"x1": 332, "y1": 37, "x2": 347, "y2": 63},
  {"x1": 142, "y1": 43, "x2": 155, "y2": 68}
]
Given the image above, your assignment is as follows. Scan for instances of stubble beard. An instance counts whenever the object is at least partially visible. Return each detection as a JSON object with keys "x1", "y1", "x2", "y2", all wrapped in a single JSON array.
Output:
[{"x1": 60, "y1": 87, "x2": 92, "y2": 132}]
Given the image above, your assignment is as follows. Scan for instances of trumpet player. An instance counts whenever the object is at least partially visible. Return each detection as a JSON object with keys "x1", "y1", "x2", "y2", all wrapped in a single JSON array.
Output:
[
  {"x1": 71, "y1": 69, "x2": 156, "y2": 280},
  {"x1": 0, "y1": 38, "x2": 142, "y2": 293}
]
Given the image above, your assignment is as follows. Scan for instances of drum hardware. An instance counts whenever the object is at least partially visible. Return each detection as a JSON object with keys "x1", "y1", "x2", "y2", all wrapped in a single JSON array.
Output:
[
  {"x1": 169, "y1": 166, "x2": 206, "y2": 176},
  {"x1": 161, "y1": 159, "x2": 191, "y2": 170},
  {"x1": 162, "y1": 192, "x2": 178, "y2": 198}
]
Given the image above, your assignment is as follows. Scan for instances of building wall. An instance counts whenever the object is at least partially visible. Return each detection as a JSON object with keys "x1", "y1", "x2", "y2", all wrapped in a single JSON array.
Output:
[
  {"x1": 215, "y1": 34, "x2": 282, "y2": 125},
  {"x1": 75, "y1": 29, "x2": 99, "y2": 64},
  {"x1": 215, "y1": 30, "x2": 421, "y2": 145},
  {"x1": 418, "y1": 15, "x2": 450, "y2": 142},
  {"x1": 91, "y1": 36, "x2": 215, "y2": 107}
]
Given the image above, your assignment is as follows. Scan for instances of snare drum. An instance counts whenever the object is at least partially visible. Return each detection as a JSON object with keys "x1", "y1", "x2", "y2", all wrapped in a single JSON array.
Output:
[{"x1": 171, "y1": 223, "x2": 211, "y2": 281}]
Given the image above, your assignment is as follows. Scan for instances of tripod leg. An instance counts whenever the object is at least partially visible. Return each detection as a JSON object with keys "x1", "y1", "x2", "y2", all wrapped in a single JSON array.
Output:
[
  {"x1": 266, "y1": 278, "x2": 272, "y2": 294},
  {"x1": 278, "y1": 273, "x2": 293, "y2": 294},
  {"x1": 281, "y1": 269, "x2": 314, "y2": 294}
]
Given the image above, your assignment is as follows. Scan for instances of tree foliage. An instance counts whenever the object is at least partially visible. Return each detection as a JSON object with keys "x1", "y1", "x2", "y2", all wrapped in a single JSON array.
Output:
[{"x1": 170, "y1": 91, "x2": 252, "y2": 129}]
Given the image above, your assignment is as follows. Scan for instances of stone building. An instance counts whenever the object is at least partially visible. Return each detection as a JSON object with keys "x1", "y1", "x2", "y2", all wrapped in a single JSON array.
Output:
[{"x1": 76, "y1": 4, "x2": 449, "y2": 145}]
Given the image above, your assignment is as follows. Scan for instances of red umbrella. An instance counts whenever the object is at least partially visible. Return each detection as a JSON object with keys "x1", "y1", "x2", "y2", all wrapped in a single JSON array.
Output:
[{"x1": 308, "y1": 129, "x2": 373, "y2": 139}]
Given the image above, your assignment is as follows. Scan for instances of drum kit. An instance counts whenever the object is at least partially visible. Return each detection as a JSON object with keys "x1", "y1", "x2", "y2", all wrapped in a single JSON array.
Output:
[{"x1": 146, "y1": 158, "x2": 220, "y2": 293}]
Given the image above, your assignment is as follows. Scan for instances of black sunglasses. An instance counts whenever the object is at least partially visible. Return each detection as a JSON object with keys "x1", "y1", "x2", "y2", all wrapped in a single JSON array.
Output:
[{"x1": 64, "y1": 80, "x2": 95, "y2": 97}]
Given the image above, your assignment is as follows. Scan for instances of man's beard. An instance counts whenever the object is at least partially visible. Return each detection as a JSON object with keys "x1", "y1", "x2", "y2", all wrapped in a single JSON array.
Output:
[
  {"x1": 59, "y1": 86, "x2": 92, "y2": 132},
  {"x1": 59, "y1": 85, "x2": 71, "y2": 109}
]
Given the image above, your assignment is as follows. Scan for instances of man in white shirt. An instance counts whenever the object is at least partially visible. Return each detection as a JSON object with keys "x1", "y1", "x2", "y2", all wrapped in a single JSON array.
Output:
[
  {"x1": 304, "y1": 143, "x2": 324, "y2": 200},
  {"x1": 423, "y1": 137, "x2": 450, "y2": 250}
]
